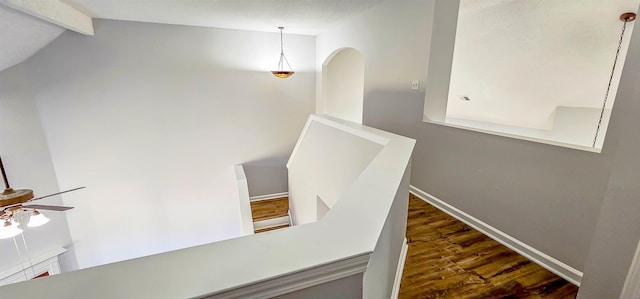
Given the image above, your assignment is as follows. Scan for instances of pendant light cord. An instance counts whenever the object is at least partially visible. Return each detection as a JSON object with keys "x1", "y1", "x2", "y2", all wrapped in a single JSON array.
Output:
[
  {"x1": 593, "y1": 21, "x2": 628, "y2": 148},
  {"x1": 277, "y1": 27, "x2": 293, "y2": 72},
  {"x1": 272, "y1": 26, "x2": 294, "y2": 77},
  {"x1": 280, "y1": 27, "x2": 284, "y2": 55}
]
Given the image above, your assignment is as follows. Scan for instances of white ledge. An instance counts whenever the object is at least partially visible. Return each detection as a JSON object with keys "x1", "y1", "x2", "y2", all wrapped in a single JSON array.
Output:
[{"x1": 423, "y1": 119, "x2": 602, "y2": 153}]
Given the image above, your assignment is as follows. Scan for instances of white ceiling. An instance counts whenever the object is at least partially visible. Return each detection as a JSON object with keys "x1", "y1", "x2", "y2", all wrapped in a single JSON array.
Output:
[
  {"x1": 0, "y1": 4, "x2": 64, "y2": 72},
  {"x1": 0, "y1": 0, "x2": 384, "y2": 72},
  {"x1": 447, "y1": 0, "x2": 640, "y2": 130},
  {"x1": 64, "y1": 0, "x2": 384, "y2": 35}
]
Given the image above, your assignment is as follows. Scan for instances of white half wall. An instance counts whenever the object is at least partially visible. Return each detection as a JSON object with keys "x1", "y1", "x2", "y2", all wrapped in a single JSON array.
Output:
[
  {"x1": 287, "y1": 118, "x2": 384, "y2": 225},
  {"x1": 234, "y1": 165, "x2": 254, "y2": 236},
  {"x1": 23, "y1": 19, "x2": 316, "y2": 269}
]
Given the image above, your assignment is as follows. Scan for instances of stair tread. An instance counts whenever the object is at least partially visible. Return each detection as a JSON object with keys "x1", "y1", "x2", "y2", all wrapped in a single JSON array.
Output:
[
  {"x1": 255, "y1": 224, "x2": 290, "y2": 233},
  {"x1": 250, "y1": 197, "x2": 289, "y2": 222}
]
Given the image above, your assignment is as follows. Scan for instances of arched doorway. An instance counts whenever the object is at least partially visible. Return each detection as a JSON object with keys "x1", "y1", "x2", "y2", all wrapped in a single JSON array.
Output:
[{"x1": 321, "y1": 48, "x2": 365, "y2": 124}]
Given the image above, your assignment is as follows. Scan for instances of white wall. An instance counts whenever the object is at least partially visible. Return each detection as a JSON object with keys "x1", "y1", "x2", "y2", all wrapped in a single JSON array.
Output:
[
  {"x1": 287, "y1": 120, "x2": 383, "y2": 224},
  {"x1": 316, "y1": 1, "x2": 431, "y2": 102},
  {"x1": 23, "y1": 20, "x2": 315, "y2": 269},
  {"x1": 0, "y1": 63, "x2": 76, "y2": 273},
  {"x1": 322, "y1": 48, "x2": 365, "y2": 123},
  {"x1": 422, "y1": 0, "x2": 458, "y2": 122}
]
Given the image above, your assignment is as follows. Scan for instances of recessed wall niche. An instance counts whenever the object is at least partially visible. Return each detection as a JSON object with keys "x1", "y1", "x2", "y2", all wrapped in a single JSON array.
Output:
[{"x1": 423, "y1": 0, "x2": 639, "y2": 151}]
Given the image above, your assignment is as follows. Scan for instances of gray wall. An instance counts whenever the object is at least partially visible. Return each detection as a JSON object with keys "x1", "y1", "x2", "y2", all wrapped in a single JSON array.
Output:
[
  {"x1": 0, "y1": 63, "x2": 77, "y2": 272},
  {"x1": 577, "y1": 6, "x2": 640, "y2": 296},
  {"x1": 242, "y1": 156, "x2": 289, "y2": 197},
  {"x1": 318, "y1": 0, "x2": 614, "y2": 273}
]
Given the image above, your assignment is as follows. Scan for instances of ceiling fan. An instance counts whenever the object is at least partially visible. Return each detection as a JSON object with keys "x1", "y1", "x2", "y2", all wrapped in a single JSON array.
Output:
[{"x1": 0, "y1": 155, "x2": 84, "y2": 239}]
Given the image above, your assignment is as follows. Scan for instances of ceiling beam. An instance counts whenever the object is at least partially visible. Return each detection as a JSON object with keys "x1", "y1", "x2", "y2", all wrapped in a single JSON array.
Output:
[{"x1": 0, "y1": 0, "x2": 93, "y2": 35}]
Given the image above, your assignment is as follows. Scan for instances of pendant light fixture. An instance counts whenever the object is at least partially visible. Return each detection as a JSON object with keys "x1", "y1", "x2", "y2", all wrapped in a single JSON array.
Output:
[
  {"x1": 593, "y1": 12, "x2": 636, "y2": 147},
  {"x1": 271, "y1": 27, "x2": 295, "y2": 79}
]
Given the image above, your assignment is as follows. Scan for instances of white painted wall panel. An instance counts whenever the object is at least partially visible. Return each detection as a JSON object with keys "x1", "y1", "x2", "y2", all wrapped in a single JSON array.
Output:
[{"x1": 287, "y1": 121, "x2": 383, "y2": 224}]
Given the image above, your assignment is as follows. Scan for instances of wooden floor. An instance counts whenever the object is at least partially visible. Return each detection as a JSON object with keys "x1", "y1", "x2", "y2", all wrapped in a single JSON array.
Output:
[
  {"x1": 399, "y1": 194, "x2": 578, "y2": 298},
  {"x1": 254, "y1": 224, "x2": 290, "y2": 233},
  {"x1": 250, "y1": 197, "x2": 289, "y2": 222}
]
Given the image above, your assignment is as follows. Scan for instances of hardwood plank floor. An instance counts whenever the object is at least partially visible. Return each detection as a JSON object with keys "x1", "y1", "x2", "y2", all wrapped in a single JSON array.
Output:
[
  {"x1": 399, "y1": 194, "x2": 578, "y2": 298},
  {"x1": 255, "y1": 224, "x2": 290, "y2": 234},
  {"x1": 250, "y1": 197, "x2": 289, "y2": 222}
]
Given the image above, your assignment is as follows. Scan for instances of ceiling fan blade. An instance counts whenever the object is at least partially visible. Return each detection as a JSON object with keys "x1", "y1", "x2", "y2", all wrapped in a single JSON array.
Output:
[
  {"x1": 29, "y1": 187, "x2": 85, "y2": 202},
  {"x1": 22, "y1": 204, "x2": 74, "y2": 211}
]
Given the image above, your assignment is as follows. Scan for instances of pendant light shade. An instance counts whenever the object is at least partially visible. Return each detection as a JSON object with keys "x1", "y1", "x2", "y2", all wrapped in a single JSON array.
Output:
[
  {"x1": 272, "y1": 71, "x2": 295, "y2": 79},
  {"x1": 271, "y1": 27, "x2": 295, "y2": 78},
  {"x1": 0, "y1": 220, "x2": 22, "y2": 239},
  {"x1": 27, "y1": 210, "x2": 49, "y2": 227}
]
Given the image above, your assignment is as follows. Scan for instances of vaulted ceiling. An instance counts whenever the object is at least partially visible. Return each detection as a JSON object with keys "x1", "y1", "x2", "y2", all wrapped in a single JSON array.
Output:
[
  {"x1": 0, "y1": 4, "x2": 64, "y2": 72},
  {"x1": 0, "y1": 0, "x2": 385, "y2": 72}
]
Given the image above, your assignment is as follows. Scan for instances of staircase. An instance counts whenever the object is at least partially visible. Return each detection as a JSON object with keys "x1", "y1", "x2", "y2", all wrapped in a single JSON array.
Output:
[{"x1": 250, "y1": 197, "x2": 291, "y2": 234}]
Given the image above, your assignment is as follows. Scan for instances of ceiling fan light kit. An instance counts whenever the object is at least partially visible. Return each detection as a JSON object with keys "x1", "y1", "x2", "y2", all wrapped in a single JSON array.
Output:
[
  {"x1": 27, "y1": 210, "x2": 50, "y2": 227},
  {"x1": 0, "y1": 155, "x2": 85, "y2": 238},
  {"x1": 271, "y1": 27, "x2": 295, "y2": 79},
  {"x1": 0, "y1": 219, "x2": 22, "y2": 239}
]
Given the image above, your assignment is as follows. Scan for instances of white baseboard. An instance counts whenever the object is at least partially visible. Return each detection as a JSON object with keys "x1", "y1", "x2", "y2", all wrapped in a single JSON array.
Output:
[
  {"x1": 409, "y1": 185, "x2": 583, "y2": 286},
  {"x1": 390, "y1": 238, "x2": 408, "y2": 299},
  {"x1": 250, "y1": 192, "x2": 289, "y2": 202}
]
